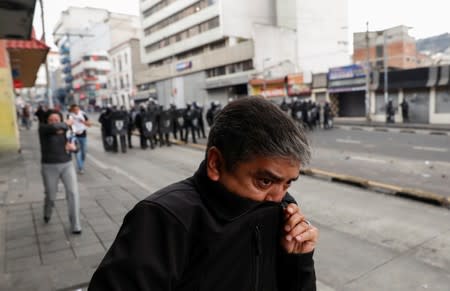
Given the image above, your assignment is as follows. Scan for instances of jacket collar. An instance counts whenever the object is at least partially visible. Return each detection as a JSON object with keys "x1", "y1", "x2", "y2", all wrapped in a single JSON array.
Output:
[{"x1": 193, "y1": 160, "x2": 278, "y2": 222}]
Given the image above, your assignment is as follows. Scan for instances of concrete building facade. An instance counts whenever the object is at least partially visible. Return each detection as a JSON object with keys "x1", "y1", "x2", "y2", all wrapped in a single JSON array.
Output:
[
  {"x1": 53, "y1": 7, "x2": 140, "y2": 108},
  {"x1": 353, "y1": 25, "x2": 418, "y2": 70},
  {"x1": 109, "y1": 38, "x2": 147, "y2": 109},
  {"x1": 137, "y1": 0, "x2": 273, "y2": 107},
  {"x1": 293, "y1": 0, "x2": 350, "y2": 79}
]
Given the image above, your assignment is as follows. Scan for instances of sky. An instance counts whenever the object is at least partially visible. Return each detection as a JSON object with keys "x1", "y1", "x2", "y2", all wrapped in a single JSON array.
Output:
[{"x1": 33, "y1": 0, "x2": 449, "y2": 51}]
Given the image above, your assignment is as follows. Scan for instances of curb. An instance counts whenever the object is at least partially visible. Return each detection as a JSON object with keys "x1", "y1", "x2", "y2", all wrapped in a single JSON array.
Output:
[
  {"x1": 301, "y1": 168, "x2": 450, "y2": 208},
  {"x1": 335, "y1": 124, "x2": 450, "y2": 136},
  {"x1": 170, "y1": 140, "x2": 450, "y2": 209}
]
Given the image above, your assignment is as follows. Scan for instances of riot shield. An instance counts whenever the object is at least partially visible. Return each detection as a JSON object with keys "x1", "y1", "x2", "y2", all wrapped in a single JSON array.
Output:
[
  {"x1": 176, "y1": 108, "x2": 185, "y2": 128},
  {"x1": 110, "y1": 111, "x2": 128, "y2": 136},
  {"x1": 159, "y1": 110, "x2": 173, "y2": 134},
  {"x1": 142, "y1": 111, "x2": 158, "y2": 138}
]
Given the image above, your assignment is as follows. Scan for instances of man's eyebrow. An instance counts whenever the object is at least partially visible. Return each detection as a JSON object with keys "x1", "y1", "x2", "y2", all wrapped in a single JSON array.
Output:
[{"x1": 254, "y1": 170, "x2": 299, "y2": 182}]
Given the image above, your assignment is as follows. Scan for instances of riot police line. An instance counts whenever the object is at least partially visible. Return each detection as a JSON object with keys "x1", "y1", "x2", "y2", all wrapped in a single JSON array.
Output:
[
  {"x1": 97, "y1": 100, "x2": 223, "y2": 153},
  {"x1": 279, "y1": 97, "x2": 334, "y2": 130}
]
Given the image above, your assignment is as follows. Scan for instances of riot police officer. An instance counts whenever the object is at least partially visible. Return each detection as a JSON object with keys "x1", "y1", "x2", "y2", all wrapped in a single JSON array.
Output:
[
  {"x1": 137, "y1": 105, "x2": 158, "y2": 149},
  {"x1": 193, "y1": 101, "x2": 206, "y2": 139},
  {"x1": 158, "y1": 107, "x2": 172, "y2": 147},
  {"x1": 127, "y1": 106, "x2": 138, "y2": 148},
  {"x1": 110, "y1": 106, "x2": 129, "y2": 153},
  {"x1": 183, "y1": 103, "x2": 197, "y2": 144},
  {"x1": 206, "y1": 101, "x2": 221, "y2": 127},
  {"x1": 98, "y1": 107, "x2": 116, "y2": 152}
]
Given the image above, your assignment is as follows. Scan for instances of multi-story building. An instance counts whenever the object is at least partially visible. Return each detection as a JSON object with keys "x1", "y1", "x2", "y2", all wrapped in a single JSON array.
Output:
[
  {"x1": 53, "y1": 7, "x2": 140, "y2": 107},
  {"x1": 353, "y1": 25, "x2": 418, "y2": 70},
  {"x1": 71, "y1": 52, "x2": 111, "y2": 107},
  {"x1": 277, "y1": 0, "x2": 350, "y2": 80},
  {"x1": 137, "y1": 0, "x2": 349, "y2": 106},
  {"x1": 109, "y1": 38, "x2": 147, "y2": 109},
  {"x1": 137, "y1": 0, "x2": 290, "y2": 107}
]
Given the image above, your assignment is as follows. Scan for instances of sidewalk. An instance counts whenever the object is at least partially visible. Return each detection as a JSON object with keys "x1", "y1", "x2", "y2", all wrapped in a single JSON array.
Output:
[
  {"x1": 0, "y1": 128, "x2": 149, "y2": 290},
  {"x1": 334, "y1": 118, "x2": 450, "y2": 135}
]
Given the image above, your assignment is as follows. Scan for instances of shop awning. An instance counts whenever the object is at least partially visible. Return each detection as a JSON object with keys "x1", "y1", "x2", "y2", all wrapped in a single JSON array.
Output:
[
  {"x1": 6, "y1": 36, "x2": 49, "y2": 88},
  {"x1": 0, "y1": 0, "x2": 36, "y2": 39}
]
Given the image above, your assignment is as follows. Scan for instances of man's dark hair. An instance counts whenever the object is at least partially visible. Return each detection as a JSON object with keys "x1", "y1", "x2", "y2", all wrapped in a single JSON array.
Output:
[{"x1": 207, "y1": 97, "x2": 310, "y2": 170}]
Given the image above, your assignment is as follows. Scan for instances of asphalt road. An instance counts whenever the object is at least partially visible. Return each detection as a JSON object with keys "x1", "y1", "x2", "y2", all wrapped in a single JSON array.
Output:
[
  {"x1": 308, "y1": 128, "x2": 450, "y2": 198},
  {"x1": 83, "y1": 127, "x2": 450, "y2": 291}
]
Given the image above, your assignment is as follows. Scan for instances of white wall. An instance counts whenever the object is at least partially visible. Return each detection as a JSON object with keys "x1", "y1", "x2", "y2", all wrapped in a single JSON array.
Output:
[
  {"x1": 53, "y1": 7, "x2": 109, "y2": 44},
  {"x1": 253, "y1": 24, "x2": 297, "y2": 78},
  {"x1": 429, "y1": 88, "x2": 450, "y2": 124},
  {"x1": 296, "y1": 0, "x2": 350, "y2": 76},
  {"x1": 221, "y1": 0, "x2": 276, "y2": 39},
  {"x1": 276, "y1": 0, "x2": 296, "y2": 29}
]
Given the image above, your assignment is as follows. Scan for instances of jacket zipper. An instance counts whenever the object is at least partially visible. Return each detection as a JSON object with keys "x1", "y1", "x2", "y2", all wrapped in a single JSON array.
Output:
[{"x1": 254, "y1": 225, "x2": 262, "y2": 291}]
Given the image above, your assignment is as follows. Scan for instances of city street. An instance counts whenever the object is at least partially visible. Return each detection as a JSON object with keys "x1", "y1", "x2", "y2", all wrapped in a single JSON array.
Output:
[
  {"x1": 0, "y1": 126, "x2": 449, "y2": 290},
  {"x1": 88, "y1": 126, "x2": 450, "y2": 290},
  {"x1": 308, "y1": 127, "x2": 450, "y2": 198}
]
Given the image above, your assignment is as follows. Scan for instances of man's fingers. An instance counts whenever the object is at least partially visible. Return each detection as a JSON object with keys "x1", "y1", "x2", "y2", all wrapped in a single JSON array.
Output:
[
  {"x1": 285, "y1": 220, "x2": 310, "y2": 241},
  {"x1": 284, "y1": 212, "x2": 305, "y2": 232},
  {"x1": 292, "y1": 226, "x2": 319, "y2": 243},
  {"x1": 284, "y1": 203, "x2": 299, "y2": 215}
]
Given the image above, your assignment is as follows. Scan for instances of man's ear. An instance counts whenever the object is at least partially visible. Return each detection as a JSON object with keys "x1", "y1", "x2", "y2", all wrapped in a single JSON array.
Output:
[{"x1": 206, "y1": 147, "x2": 223, "y2": 181}]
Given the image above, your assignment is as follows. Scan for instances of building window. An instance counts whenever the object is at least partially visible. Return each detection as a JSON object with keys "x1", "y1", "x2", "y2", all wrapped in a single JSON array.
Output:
[
  {"x1": 120, "y1": 77, "x2": 124, "y2": 89},
  {"x1": 206, "y1": 60, "x2": 253, "y2": 78},
  {"x1": 118, "y1": 56, "x2": 122, "y2": 71},
  {"x1": 124, "y1": 53, "x2": 128, "y2": 65},
  {"x1": 144, "y1": 16, "x2": 220, "y2": 54},
  {"x1": 143, "y1": 0, "x2": 217, "y2": 35}
]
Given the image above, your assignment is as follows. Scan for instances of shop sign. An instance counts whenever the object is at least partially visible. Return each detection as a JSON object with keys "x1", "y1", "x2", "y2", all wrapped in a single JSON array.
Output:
[
  {"x1": 286, "y1": 73, "x2": 310, "y2": 95},
  {"x1": 176, "y1": 61, "x2": 192, "y2": 72},
  {"x1": 329, "y1": 64, "x2": 365, "y2": 80}
]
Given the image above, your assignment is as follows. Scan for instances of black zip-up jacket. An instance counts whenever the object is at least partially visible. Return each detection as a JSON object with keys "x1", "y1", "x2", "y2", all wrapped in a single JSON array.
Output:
[
  {"x1": 89, "y1": 162, "x2": 316, "y2": 291},
  {"x1": 38, "y1": 122, "x2": 71, "y2": 164}
]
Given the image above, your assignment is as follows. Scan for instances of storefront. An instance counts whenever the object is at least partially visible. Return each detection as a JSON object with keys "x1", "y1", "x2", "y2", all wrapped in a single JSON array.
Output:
[
  {"x1": 311, "y1": 73, "x2": 328, "y2": 104},
  {"x1": 328, "y1": 65, "x2": 366, "y2": 117},
  {"x1": 375, "y1": 67, "x2": 431, "y2": 123},
  {"x1": 248, "y1": 77, "x2": 287, "y2": 98},
  {"x1": 286, "y1": 73, "x2": 311, "y2": 99},
  {"x1": 431, "y1": 65, "x2": 450, "y2": 124}
]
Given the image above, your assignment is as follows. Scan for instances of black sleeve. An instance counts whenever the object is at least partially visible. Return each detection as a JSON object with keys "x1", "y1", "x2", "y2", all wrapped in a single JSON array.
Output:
[
  {"x1": 88, "y1": 201, "x2": 189, "y2": 291},
  {"x1": 277, "y1": 250, "x2": 316, "y2": 291},
  {"x1": 278, "y1": 193, "x2": 317, "y2": 291},
  {"x1": 38, "y1": 123, "x2": 68, "y2": 136},
  {"x1": 84, "y1": 113, "x2": 89, "y2": 121}
]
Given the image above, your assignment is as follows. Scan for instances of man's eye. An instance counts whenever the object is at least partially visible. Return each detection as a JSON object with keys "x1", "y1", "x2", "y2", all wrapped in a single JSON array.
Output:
[{"x1": 258, "y1": 178, "x2": 272, "y2": 187}]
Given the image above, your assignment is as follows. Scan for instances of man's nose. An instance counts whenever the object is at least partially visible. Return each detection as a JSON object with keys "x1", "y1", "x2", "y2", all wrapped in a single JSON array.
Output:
[{"x1": 267, "y1": 185, "x2": 287, "y2": 202}]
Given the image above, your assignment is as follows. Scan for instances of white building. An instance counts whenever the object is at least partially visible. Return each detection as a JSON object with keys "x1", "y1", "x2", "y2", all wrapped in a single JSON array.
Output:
[
  {"x1": 277, "y1": 0, "x2": 350, "y2": 81},
  {"x1": 138, "y1": 0, "x2": 296, "y2": 107},
  {"x1": 137, "y1": 0, "x2": 349, "y2": 105},
  {"x1": 109, "y1": 38, "x2": 147, "y2": 109},
  {"x1": 53, "y1": 7, "x2": 140, "y2": 107}
]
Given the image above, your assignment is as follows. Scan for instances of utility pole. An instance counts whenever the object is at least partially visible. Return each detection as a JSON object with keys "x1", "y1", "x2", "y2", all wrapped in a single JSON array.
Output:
[
  {"x1": 383, "y1": 31, "x2": 388, "y2": 105},
  {"x1": 365, "y1": 22, "x2": 371, "y2": 122},
  {"x1": 39, "y1": 0, "x2": 53, "y2": 109}
]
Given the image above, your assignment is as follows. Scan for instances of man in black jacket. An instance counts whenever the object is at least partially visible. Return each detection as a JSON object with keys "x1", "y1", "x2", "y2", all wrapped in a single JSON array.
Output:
[{"x1": 89, "y1": 97, "x2": 318, "y2": 290}]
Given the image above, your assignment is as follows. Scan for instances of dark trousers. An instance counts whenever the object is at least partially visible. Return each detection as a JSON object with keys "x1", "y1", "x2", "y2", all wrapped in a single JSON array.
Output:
[
  {"x1": 140, "y1": 132, "x2": 155, "y2": 149},
  {"x1": 183, "y1": 125, "x2": 197, "y2": 143},
  {"x1": 127, "y1": 128, "x2": 133, "y2": 148}
]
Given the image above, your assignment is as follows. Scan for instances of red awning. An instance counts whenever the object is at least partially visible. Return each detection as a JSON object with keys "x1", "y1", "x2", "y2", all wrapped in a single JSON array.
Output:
[
  {"x1": 6, "y1": 38, "x2": 49, "y2": 50},
  {"x1": 6, "y1": 36, "x2": 49, "y2": 88}
]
